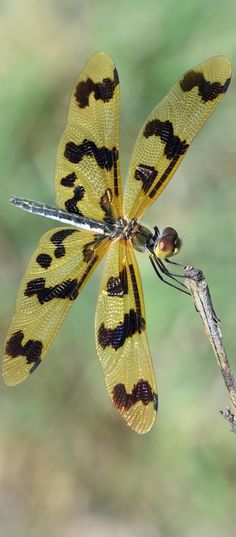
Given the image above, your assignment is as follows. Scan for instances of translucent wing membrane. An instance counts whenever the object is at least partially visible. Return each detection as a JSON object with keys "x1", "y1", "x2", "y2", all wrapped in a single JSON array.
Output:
[
  {"x1": 95, "y1": 239, "x2": 157, "y2": 433},
  {"x1": 55, "y1": 52, "x2": 123, "y2": 222},
  {"x1": 3, "y1": 229, "x2": 110, "y2": 385},
  {"x1": 123, "y1": 56, "x2": 231, "y2": 220}
]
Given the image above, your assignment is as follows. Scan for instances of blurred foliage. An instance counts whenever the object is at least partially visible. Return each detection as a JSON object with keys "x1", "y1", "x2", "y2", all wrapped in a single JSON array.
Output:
[{"x1": 1, "y1": 0, "x2": 236, "y2": 536}]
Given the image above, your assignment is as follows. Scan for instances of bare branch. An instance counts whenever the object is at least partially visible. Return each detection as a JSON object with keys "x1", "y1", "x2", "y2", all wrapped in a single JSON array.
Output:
[{"x1": 184, "y1": 265, "x2": 236, "y2": 433}]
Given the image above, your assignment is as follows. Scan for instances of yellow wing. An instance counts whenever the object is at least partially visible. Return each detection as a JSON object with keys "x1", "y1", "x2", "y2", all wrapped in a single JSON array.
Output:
[
  {"x1": 55, "y1": 52, "x2": 123, "y2": 222},
  {"x1": 3, "y1": 228, "x2": 110, "y2": 386},
  {"x1": 123, "y1": 56, "x2": 231, "y2": 220},
  {"x1": 95, "y1": 238, "x2": 157, "y2": 434}
]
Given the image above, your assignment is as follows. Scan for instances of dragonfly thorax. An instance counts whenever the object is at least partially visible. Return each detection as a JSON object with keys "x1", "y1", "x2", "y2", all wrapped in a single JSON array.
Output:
[{"x1": 118, "y1": 218, "x2": 139, "y2": 239}]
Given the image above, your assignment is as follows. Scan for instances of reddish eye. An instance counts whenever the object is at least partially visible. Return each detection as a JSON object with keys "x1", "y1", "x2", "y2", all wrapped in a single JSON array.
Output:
[{"x1": 154, "y1": 227, "x2": 182, "y2": 260}]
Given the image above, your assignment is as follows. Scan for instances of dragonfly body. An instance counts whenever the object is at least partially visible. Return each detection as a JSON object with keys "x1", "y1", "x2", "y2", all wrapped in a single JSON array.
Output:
[{"x1": 11, "y1": 195, "x2": 181, "y2": 260}]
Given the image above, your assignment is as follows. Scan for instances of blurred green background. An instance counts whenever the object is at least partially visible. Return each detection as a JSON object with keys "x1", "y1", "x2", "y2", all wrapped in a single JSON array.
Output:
[{"x1": 1, "y1": 0, "x2": 236, "y2": 535}]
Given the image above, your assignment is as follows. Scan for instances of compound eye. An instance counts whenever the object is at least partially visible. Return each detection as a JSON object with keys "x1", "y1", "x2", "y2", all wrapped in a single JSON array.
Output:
[
  {"x1": 173, "y1": 236, "x2": 182, "y2": 254},
  {"x1": 154, "y1": 227, "x2": 182, "y2": 260}
]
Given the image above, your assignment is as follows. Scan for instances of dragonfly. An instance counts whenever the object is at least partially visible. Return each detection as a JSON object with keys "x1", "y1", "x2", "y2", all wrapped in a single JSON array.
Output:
[{"x1": 3, "y1": 52, "x2": 231, "y2": 433}]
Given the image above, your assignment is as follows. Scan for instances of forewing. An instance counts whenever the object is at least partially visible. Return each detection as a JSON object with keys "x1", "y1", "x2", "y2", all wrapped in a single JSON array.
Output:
[
  {"x1": 95, "y1": 239, "x2": 157, "y2": 434},
  {"x1": 124, "y1": 56, "x2": 231, "y2": 219},
  {"x1": 55, "y1": 52, "x2": 123, "y2": 221},
  {"x1": 3, "y1": 228, "x2": 110, "y2": 386}
]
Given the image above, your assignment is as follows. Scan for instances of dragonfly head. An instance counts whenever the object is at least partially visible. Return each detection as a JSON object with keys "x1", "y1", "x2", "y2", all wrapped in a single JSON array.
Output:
[{"x1": 153, "y1": 226, "x2": 182, "y2": 260}]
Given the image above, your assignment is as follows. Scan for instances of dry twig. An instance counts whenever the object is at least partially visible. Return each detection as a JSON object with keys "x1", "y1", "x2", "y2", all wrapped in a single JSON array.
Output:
[{"x1": 184, "y1": 265, "x2": 236, "y2": 433}]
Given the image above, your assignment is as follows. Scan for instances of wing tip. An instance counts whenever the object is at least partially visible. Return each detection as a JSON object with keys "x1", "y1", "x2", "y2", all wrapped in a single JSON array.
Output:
[
  {"x1": 87, "y1": 50, "x2": 115, "y2": 66},
  {"x1": 198, "y1": 54, "x2": 232, "y2": 77},
  {"x1": 126, "y1": 404, "x2": 158, "y2": 434},
  {"x1": 2, "y1": 369, "x2": 22, "y2": 386}
]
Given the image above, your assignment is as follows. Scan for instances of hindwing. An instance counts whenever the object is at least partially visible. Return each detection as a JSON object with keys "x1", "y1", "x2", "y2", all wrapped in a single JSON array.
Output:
[
  {"x1": 95, "y1": 239, "x2": 157, "y2": 433},
  {"x1": 3, "y1": 228, "x2": 110, "y2": 385}
]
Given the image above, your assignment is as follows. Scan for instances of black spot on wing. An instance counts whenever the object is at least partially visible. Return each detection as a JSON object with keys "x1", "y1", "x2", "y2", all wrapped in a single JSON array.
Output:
[
  {"x1": 99, "y1": 188, "x2": 115, "y2": 222},
  {"x1": 106, "y1": 266, "x2": 128, "y2": 297},
  {"x1": 180, "y1": 70, "x2": 231, "y2": 102},
  {"x1": 36, "y1": 253, "x2": 52, "y2": 269},
  {"x1": 144, "y1": 119, "x2": 189, "y2": 160},
  {"x1": 74, "y1": 68, "x2": 119, "y2": 108},
  {"x1": 24, "y1": 277, "x2": 79, "y2": 304},
  {"x1": 29, "y1": 358, "x2": 42, "y2": 374},
  {"x1": 25, "y1": 247, "x2": 101, "y2": 306},
  {"x1": 82, "y1": 236, "x2": 104, "y2": 263},
  {"x1": 76, "y1": 255, "x2": 98, "y2": 289},
  {"x1": 129, "y1": 263, "x2": 142, "y2": 316},
  {"x1": 112, "y1": 380, "x2": 158, "y2": 411},
  {"x1": 134, "y1": 164, "x2": 158, "y2": 194},
  {"x1": 113, "y1": 67, "x2": 119, "y2": 87},
  {"x1": 65, "y1": 185, "x2": 85, "y2": 215},
  {"x1": 5, "y1": 330, "x2": 42, "y2": 372},
  {"x1": 148, "y1": 154, "x2": 180, "y2": 199},
  {"x1": 113, "y1": 148, "x2": 119, "y2": 197},
  {"x1": 50, "y1": 229, "x2": 78, "y2": 258},
  {"x1": 60, "y1": 172, "x2": 77, "y2": 187},
  {"x1": 83, "y1": 243, "x2": 94, "y2": 262},
  {"x1": 64, "y1": 140, "x2": 119, "y2": 206},
  {"x1": 64, "y1": 139, "x2": 119, "y2": 172},
  {"x1": 98, "y1": 308, "x2": 145, "y2": 350}
]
